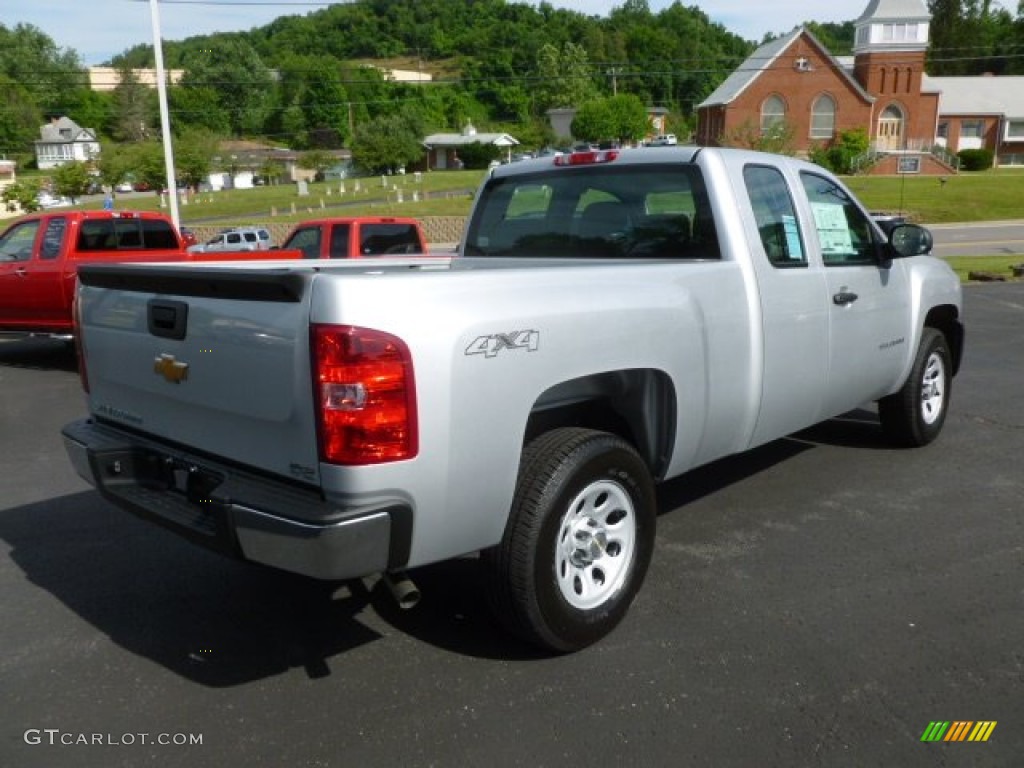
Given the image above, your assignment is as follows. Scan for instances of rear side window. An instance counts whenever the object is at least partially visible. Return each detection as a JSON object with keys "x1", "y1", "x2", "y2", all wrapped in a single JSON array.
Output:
[
  {"x1": 141, "y1": 219, "x2": 179, "y2": 249},
  {"x1": 359, "y1": 224, "x2": 422, "y2": 255},
  {"x1": 41, "y1": 217, "x2": 68, "y2": 260},
  {"x1": 77, "y1": 218, "x2": 179, "y2": 251},
  {"x1": 464, "y1": 164, "x2": 719, "y2": 260},
  {"x1": 743, "y1": 165, "x2": 805, "y2": 267},
  {"x1": 329, "y1": 224, "x2": 351, "y2": 258}
]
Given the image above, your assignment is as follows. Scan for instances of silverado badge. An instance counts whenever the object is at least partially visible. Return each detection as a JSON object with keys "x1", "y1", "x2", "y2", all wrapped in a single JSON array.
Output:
[{"x1": 154, "y1": 353, "x2": 189, "y2": 384}]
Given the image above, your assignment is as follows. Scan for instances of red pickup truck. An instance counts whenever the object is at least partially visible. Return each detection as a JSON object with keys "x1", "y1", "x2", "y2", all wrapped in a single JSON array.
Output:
[
  {"x1": 0, "y1": 210, "x2": 188, "y2": 339},
  {"x1": 0, "y1": 212, "x2": 431, "y2": 339},
  {"x1": 277, "y1": 216, "x2": 428, "y2": 258}
]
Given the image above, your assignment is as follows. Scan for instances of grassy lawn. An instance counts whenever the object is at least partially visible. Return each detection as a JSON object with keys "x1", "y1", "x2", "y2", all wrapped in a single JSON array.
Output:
[
  {"x1": 843, "y1": 168, "x2": 1024, "y2": 223},
  {"x1": 73, "y1": 170, "x2": 486, "y2": 225},
  {"x1": 941, "y1": 255, "x2": 1024, "y2": 282}
]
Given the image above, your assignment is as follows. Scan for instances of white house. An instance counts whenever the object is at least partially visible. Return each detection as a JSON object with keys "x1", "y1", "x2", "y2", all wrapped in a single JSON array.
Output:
[
  {"x1": 423, "y1": 123, "x2": 519, "y2": 169},
  {"x1": 35, "y1": 116, "x2": 101, "y2": 170}
]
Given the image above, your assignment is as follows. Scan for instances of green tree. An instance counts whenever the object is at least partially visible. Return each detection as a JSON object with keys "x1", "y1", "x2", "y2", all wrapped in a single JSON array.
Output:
[
  {"x1": 169, "y1": 85, "x2": 230, "y2": 135},
  {"x1": 173, "y1": 128, "x2": 220, "y2": 190},
  {"x1": 128, "y1": 141, "x2": 168, "y2": 191},
  {"x1": 605, "y1": 94, "x2": 651, "y2": 143},
  {"x1": 95, "y1": 143, "x2": 134, "y2": 191},
  {"x1": 1, "y1": 180, "x2": 41, "y2": 214},
  {"x1": 722, "y1": 118, "x2": 797, "y2": 155},
  {"x1": 0, "y1": 73, "x2": 41, "y2": 161},
  {"x1": 454, "y1": 141, "x2": 501, "y2": 170},
  {"x1": 298, "y1": 149, "x2": 335, "y2": 179},
  {"x1": 51, "y1": 160, "x2": 93, "y2": 203},
  {"x1": 571, "y1": 100, "x2": 616, "y2": 143},
  {"x1": 350, "y1": 115, "x2": 424, "y2": 174},
  {"x1": 0, "y1": 23, "x2": 86, "y2": 112},
  {"x1": 571, "y1": 95, "x2": 649, "y2": 144},
  {"x1": 809, "y1": 127, "x2": 870, "y2": 174},
  {"x1": 535, "y1": 42, "x2": 598, "y2": 112},
  {"x1": 178, "y1": 38, "x2": 274, "y2": 136},
  {"x1": 112, "y1": 65, "x2": 156, "y2": 143}
]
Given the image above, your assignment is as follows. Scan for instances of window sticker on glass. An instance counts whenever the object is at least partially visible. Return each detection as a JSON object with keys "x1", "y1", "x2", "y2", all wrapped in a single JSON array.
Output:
[
  {"x1": 782, "y1": 215, "x2": 803, "y2": 261},
  {"x1": 810, "y1": 202, "x2": 853, "y2": 255}
]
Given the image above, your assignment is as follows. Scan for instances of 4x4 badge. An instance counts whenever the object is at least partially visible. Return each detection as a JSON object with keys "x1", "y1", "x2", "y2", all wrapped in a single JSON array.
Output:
[
  {"x1": 154, "y1": 353, "x2": 189, "y2": 383},
  {"x1": 465, "y1": 330, "x2": 540, "y2": 358}
]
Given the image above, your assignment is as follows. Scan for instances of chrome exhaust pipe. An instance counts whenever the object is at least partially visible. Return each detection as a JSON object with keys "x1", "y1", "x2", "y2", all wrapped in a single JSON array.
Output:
[{"x1": 382, "y1": 571, "x2": 421, "y2": 610}]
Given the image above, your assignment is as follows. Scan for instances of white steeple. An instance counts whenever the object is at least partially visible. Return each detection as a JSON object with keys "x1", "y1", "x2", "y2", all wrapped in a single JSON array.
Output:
[{"x1": 853, "y1": 0, "x2": 931, "y2": 54}]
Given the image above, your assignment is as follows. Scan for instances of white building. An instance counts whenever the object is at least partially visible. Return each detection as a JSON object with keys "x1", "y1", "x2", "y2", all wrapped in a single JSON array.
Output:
[{"x1": 34, "y1": 117, "x2": 101, "y2": 170}]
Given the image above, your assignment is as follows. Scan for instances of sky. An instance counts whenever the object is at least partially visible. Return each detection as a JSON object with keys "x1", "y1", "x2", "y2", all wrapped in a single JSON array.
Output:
[{"x1": 5, "y1": 0, "x2": 888, "y2": 67}]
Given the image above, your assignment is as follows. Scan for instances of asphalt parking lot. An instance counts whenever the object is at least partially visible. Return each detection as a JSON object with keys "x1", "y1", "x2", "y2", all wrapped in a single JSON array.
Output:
[{"x1": 1, "y1": 282, "x2": 1022, "y2": 768}]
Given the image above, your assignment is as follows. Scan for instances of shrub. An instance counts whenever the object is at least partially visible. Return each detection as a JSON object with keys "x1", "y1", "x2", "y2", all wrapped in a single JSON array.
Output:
[{"x1": 957, "y1": 148, "x2": 994, "y2": 171}]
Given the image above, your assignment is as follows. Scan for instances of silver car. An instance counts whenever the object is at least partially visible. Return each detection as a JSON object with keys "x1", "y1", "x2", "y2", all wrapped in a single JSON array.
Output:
[{"x1": 187, "y1": 226, "x2": 272, "y2": 253}]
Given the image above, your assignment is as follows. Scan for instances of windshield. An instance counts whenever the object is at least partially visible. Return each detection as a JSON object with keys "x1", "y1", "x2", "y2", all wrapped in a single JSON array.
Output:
[{"x1": 464, "y1": 164, "x2": 720, "y2": 260}]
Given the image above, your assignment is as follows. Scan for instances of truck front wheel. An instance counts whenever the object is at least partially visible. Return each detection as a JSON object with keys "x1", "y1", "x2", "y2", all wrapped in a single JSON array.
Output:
[
  {"x1": 483, "y1": 428, "x2": 656, "y2": 652},
  {"x1": 878, "y1": 328, "x2": 952, "y2": 447}
]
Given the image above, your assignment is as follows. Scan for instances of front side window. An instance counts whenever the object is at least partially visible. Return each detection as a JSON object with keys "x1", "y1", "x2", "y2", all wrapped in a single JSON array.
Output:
[
  {"x1": 0, "y1": 220, "x2": 41, "y2": 262},
  {"x1": 287, "y1": 227, "x2": 321, "y2": 259},
  {"x1": 799, "y1": 172, "x2": 878, "y2": 265},
  {"x1": 464, "y1": 163, "x2": 720, "y2": 260},
  {"x1": 744, "y1": 165, "x2": 805, "y2": 267}
]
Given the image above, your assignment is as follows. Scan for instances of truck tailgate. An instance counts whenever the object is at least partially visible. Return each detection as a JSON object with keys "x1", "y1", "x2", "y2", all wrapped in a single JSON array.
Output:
[{"x1": 76, "y1": 263, "x2": 322, "y2": 486}]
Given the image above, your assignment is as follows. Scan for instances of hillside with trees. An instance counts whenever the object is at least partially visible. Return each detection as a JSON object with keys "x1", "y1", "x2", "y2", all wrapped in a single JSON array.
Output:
[{"x1": 1, "y1": 0, "x2": 1022, "y2": 186}]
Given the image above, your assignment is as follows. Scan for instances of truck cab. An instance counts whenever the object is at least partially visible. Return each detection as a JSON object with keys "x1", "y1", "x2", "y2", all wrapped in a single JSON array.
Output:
[{"x1": 0, "y1": 210, "x2": 185, "y2": 337}]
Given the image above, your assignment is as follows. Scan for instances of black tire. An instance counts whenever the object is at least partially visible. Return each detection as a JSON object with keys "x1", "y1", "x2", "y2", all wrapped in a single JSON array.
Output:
[
  {"x1": 878, "y1": 328, "x2": 952, "y2": 447},
  {"x1": 482, "y1": 428, "x2": 656, "y2": 652}
]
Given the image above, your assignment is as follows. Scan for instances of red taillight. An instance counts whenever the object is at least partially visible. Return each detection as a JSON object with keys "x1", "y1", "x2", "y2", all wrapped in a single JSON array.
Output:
[
  {"x1": 553, "y1": 150, "x2": 620, "y2": 167},
  {"x1": 312, "y1": 324, "x2": 418, "y2": 465}
]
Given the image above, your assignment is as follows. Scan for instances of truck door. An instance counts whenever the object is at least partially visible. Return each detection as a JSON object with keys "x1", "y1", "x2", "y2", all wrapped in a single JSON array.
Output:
[
  {"x1": 740, "y1": 164, "x2": 831, "y2": 446},
  {"x1": 797, "y1": 171, "x2": 911, "y2": 416},
  {"x1": 0, "y1": 217, "x2": 69, "y2": 328}
]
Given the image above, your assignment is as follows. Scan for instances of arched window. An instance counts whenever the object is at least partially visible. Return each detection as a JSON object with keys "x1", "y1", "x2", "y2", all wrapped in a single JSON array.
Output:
[
  {"x1": 810, "y1": 95, "x2": 836, "y2": 139},
  {"x1": 761, "y1": 95, "x2": 786, "y2": 134}
]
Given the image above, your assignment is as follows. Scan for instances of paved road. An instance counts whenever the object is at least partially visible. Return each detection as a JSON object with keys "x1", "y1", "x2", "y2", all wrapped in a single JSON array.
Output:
[
  {"x1": 1, "y1": 284, "x2": 1022, "y2": 767},
  {"x1": 929, "y1": 221, "x2": 1024, "y2": 258}
]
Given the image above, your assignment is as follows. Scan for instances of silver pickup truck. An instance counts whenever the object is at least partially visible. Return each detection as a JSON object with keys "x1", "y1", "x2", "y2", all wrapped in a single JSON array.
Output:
[{"x1": 63, "y1": 147, "x2": 964, "y2": 652}]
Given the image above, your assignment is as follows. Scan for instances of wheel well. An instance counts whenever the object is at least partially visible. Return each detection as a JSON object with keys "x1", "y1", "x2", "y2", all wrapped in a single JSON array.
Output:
[
  {"x1": 524, "y1": 369, "x2": 676, "y2": 479},
  {"x1": 925, "y1": 304, "x2": 964, "y2": 375}
]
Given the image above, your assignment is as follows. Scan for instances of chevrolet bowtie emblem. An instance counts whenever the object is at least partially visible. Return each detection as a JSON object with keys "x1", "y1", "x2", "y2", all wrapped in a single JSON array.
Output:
[{"x1": 154, "y1": 353, "x2": 189, "y2": 383}]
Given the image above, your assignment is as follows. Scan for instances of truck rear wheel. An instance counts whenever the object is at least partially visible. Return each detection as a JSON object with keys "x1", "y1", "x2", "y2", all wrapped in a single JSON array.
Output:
[
  {"x1": 483, "y1": 428, "x2": 656, "y2": 652},
  {"x1": 878, "y1": 328, "x2": 951, "y2": 447}
]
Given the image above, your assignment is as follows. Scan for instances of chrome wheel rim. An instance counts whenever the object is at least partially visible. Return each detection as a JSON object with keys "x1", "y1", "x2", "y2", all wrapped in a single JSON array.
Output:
[
  {"x1": 920, "y1": 351, "x2": 946, "y2": 426},
  {"x1": 556, "y1": 479, "x2": 636, "y2": 610}
]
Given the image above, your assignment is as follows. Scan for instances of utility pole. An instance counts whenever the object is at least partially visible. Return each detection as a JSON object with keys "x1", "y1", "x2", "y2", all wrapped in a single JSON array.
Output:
[
  {"x1": 149, "y1": 0, "x2": 180, "y2": 229},
  {"x1": 607, "y1": 67, "x2": 622, "y2": 96}
]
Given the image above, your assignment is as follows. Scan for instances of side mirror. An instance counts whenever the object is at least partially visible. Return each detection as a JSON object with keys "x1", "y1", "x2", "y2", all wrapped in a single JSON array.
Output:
[{"x1": 888, "y1": 223, "x2": 933, "y2": 258}]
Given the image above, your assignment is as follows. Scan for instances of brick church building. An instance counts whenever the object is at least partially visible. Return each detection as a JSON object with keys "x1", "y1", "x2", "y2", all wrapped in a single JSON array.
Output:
[{"x1": 696, "y1": 0, "x2": 1024, "y2": 174}]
